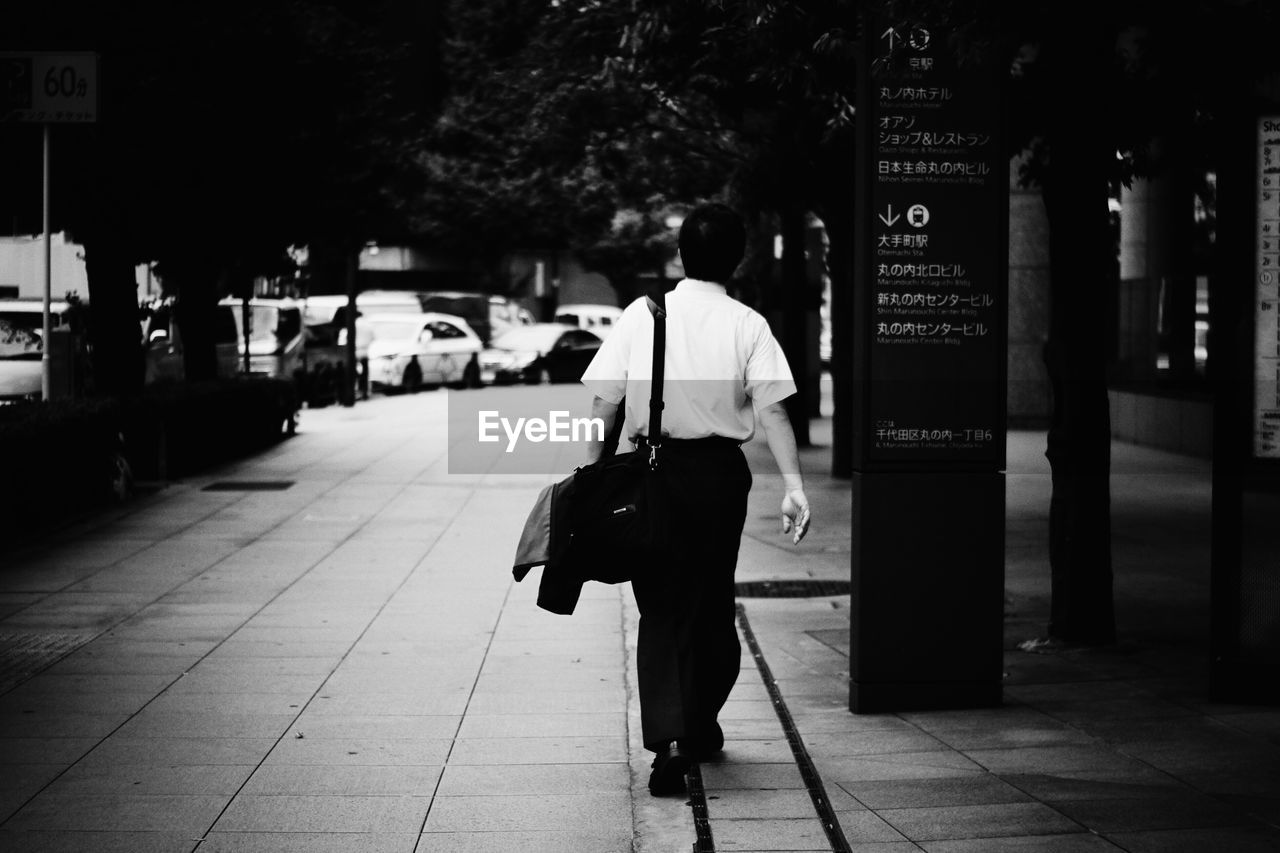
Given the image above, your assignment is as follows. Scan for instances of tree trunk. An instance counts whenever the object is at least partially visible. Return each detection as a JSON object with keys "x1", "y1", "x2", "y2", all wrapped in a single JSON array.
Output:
[
  {"x1": 780, "y1": 205, "x2": 811, "y2": 447},
  {"x1": 1040, "y1": 25, "x2": 1117, "y2": 645},
  {"x1": 81, "y1": 225, "x2": 144, "y2": 398},
  {"x1": 170, "y1": 260, "x2": 221, "y2": 383}
]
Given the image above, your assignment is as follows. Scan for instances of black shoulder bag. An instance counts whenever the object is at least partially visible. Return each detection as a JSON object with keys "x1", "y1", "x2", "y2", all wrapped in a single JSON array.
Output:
[{"x1": 564, "y1": 295, "x2": 668, "y2": 582}]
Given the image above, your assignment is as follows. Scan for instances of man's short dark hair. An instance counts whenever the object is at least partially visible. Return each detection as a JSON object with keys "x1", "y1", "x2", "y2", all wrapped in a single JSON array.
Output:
[{"x1": 679, "y1": 204, "x2": 746, "y2": 283}]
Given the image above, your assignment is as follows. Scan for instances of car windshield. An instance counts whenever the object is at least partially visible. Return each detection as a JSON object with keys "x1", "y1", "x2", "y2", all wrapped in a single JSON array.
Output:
[
  {"x1": 360, "y1": 302, "x2": 420, "y2": 316},
  {"x1": 230, "y1": 306, "x2": 301, "y2": 344},
  {"x1": 491, "y1": 326, "x2": 564, "y2": 352},
  {"x1": 367, "y1": 320, "x2": 424, "y2": 341},
  {"x1": 0, "y1": 319, "x2": 42, "y2": 357}
]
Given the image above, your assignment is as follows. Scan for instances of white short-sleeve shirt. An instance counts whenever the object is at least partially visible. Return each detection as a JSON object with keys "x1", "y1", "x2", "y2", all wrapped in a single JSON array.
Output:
[{"x1": 580, "y1": 278, "x2": 796, "y2": 442}]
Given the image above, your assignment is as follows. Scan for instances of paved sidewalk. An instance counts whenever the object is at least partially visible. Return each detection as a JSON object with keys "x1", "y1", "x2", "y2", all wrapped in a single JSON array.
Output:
[
  {"x1": 725, "y1": 421, "x2": 1280, "y2": 852},
  {"x1": 0, "y1": 390, "x2": 1278, "y2": 852}
]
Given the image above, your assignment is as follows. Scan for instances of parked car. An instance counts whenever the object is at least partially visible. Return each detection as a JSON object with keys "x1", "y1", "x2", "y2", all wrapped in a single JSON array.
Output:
[
  {"x1": 480, "y1": 324, "x2": 601, "y2": 385},
  {"x1": 0, "y1": 298, "x2": 78, "y2": 336},
  {"x1": 143, "y1": 301, "x2": 240, "y2": 384},
  {"x1": 365, "y1": 312, "x2": 483, "y2": 393},
  {"x1": 0, "y1": 317, "x2": 42, "y2": 401},
  {"x1": 220, "y1": 297, "x2": 305, "y2": 381},
  {"x1": 554, "y1": 304, "x2": 623, "y2": 339},
  {"x1": 417, "y1": 291, "x2": 534, "y2": 345},
  {"x1": 0, "y1": 298, "x2": 83, "y2": 401}
]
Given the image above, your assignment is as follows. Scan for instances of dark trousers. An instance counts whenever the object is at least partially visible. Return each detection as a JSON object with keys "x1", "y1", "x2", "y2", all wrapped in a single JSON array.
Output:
[{"x1": 631, "y1": 439, "x2": 751, "y2": 752}]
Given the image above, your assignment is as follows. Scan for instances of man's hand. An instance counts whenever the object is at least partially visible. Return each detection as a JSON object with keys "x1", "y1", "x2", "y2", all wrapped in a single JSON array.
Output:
[{"x1": 781, "y1": 488, "x2": 811, "y2": 544}]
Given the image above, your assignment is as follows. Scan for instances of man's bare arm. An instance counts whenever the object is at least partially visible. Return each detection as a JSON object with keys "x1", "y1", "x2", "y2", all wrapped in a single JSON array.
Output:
[
  {"x1": 584, "y1": 396, "x2": 620, "y2": 464},
  {"x1": 756, "y1": 401, "x2": 811, "y2": 544}
]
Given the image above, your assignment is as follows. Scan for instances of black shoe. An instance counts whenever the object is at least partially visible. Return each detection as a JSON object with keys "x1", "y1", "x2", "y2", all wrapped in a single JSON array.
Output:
[
  {"x1": 681, "y1": 721, "x2": 724, "y2": 760},
  {"x1": 648, "y1": 742, "x2": 692, "y2": 796}
]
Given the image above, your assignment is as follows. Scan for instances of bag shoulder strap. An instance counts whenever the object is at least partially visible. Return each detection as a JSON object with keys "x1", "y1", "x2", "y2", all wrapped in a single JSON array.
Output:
[{"x1": 644, "y1": 293, "x2": 666, "y2": 449}]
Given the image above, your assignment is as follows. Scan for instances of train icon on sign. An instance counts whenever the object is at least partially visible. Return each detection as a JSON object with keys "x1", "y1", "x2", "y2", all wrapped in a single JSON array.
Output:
[{"x1": 907, "y1": 204, "x2": 930, "y2": 228}]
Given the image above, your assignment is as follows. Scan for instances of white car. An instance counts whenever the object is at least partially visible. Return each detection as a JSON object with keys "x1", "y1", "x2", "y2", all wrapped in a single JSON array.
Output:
[
  {"x1": 554, "y1": 303, "x2": 623, "y2": 339},
  {"x1": 366, "y1": 312, "x2": 483, "y2": 392},
  {"x1": 0, "y1": 318, "x2": 42, "y2": 401}
]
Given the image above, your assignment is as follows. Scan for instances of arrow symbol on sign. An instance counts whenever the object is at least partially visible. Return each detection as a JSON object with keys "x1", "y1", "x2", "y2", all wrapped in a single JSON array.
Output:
[
  {"x1": 881, "y1": 27, "x2": 899, "y2": 51},
  {"x1": 878, "y1": 204, "x2": 900, "y2": 227}
]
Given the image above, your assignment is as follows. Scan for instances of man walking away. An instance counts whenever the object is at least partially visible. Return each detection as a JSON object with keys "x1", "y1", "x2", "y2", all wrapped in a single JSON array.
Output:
[{"x1": 581, "y1": 203, "x2": 812, "y2": 796}]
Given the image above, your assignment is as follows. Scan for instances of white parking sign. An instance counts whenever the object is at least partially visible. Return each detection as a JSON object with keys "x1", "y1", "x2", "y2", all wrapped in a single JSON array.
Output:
[{"x1": 0, "y1": 53, "x2": 98, "y2": 123}]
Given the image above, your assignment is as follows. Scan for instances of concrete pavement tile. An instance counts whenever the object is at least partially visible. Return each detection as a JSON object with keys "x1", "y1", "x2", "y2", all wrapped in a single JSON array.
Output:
[
  {"x1": 207, "y1": 640, "x2": 355, "y2": 659},
  {"x1": 0, "y1": 738, "x2": 98, "y2": 765},
  {"x1": 213, "y1": 794, "x2": 429, "y2": 833},
  {"x1": 1032, "y1": 697, "x2": 1200, "y2": 724},
  {"x1": 422, "y1": 793, "x2": 629, "y2": 833},
  {"x1": 919, "y1": 834, "x2": 1123, "y2": 853},
  {"x1": 304, "y1": 692, "x2": 472, "y2": 716},
  {"x1": 926, "y1": 722, "x2": 1098, "y2": 751},
  {"x1": 0, "y1": 764, "x2": 65, "y2": 794},
  {"x1": 1001, "y1": 771, "x2": 1189, "y2": 802},
  {"x1": 711, "y1": 817, "x2": 831, "y2": 850},
  {"x1": 820, "y1": 754, "x2": 986, "y2": 783},
  {"x1": 1047, "y1": 794, "x2": 1246, "y2": 832},
  {"x1": 705, "y1": 789, "x2": 823, "y2": 819},
  {"x1": 965, "y1": 745, "x2": 1158, "y2": 776},
  {"x1": 485, "y1": 639, "x2": 626, "y2": 656},
  {"x1": 190, "y1": 658, "x2": 345, "y2": 677},
  {"x1": 263, "y1": 736, "x2": 452, "y2": 766},
  {"x1": 163, "y1": 672, "x2": 324, "y2": 695},
  {"x1": 0, "y1": 712, "x2": 130, "y2": 739},
  {"x1": 289, "y1": 714, "x2": 461, "y2": 740},
  {"x1": 52, "y1": 763, "x2": 253, "y2": 795},
  {"x1": 1099, "y1": 827, "x2": 1280, "y2": 853},
  {"x1": 145, "y1": 692, "x2": 310, "y2": 716},
  {"x1": 720, "y1": 700, "x2": 783, "y2": 721},
  {"x1": 790, "y1": 709, "x2": 915, "y2": 734},
  {"x1": 880, "y1": 802, "x2": 1080, "y2": 841},
  {"x1": 701, "y1": 762, "x2": 807, "y2": 790},
  {"x1": 1213, "y1": 711, "x2": 1280, "y2": 742},
  {"x1": 241, "y1": 764, "x2": 442, "y2": 796},
  {"x1": 198, "y1": 832, "x2": 419, "y2": 853},
  {"x1": 11, "y1": 673, "x2": 176, "y2": 695},
  {"x1": 482, "y1": 650, "x2": 620, "y2": 668},
  {"x1": 456, "y1": 712, "x2": 624, "y2": 739},
  {"x1": 1175, "y1": 763, "x2": 1280, "y2": 798},
  {"x1": 839, "y1": 775, "x2": 1033, "y2": 809},
  {"x1": 322, "y1": 673, "x2": 479, "y2": 695},
  {"x1": 72, "y1": 638, "x2": 219, "y2": 657},
  {"x1": 799, "y1": 730, "x2": 950, "y2": 757},
  {"x1": 463, "y1": 691, "x2": 623, "y2": 715},
  {"x1": 447, "y1": 735, "x2": 626, "y2": 765},
  {"x1": 5, "y1": 792, "x2": 229, "y2": 832},
  {"x1": 413, "y1": 830, "x2": 632, "y2": 853},
  {"x1": 0, "y1": 830, "x2": 200, "y2": 852},
  {"x1": 723, "y1": 719, "x2": 794, "y2": 740},
  {"x1": 832, "y1": 810, "x2": 913, "y2": 843},
  {"x1": 115, "y1": 711, "x2": 295, "y2": 739},
  {"x1": 436, "y1": 762, "x2": 627, "y2": 796},
  {"x1": 471, "y1": 670, "x2": 624, "y2": 693},
  {"x1": 40, "y1": 654, "x2": 196, "y2": 677},
  {"x1": 81, "y1": 737, "x2": 277, "y2": 767},
  {"x1": 716, "y1": 738, "x2": 794, "y2": 764}
]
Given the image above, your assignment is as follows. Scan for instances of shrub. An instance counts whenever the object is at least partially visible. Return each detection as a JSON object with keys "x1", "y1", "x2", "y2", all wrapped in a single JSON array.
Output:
[
  {"x1": 123, "y1": 378, "x2": 299, "y2": 480},
  {"x1": 0, "y1": 378, "x2": 298, "y2": 547},
  {"x1": 0, "y1": 398, "x2": 125, "y2": 542}
]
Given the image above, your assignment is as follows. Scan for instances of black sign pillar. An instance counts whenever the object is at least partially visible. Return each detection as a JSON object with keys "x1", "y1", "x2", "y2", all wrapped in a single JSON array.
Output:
[
  {"x1": 1210, "y1": 108, "x2": 1280, "y2": 704},
  {"x1": 851, "y1": 22, "x2": 1008, "y2": 712}
]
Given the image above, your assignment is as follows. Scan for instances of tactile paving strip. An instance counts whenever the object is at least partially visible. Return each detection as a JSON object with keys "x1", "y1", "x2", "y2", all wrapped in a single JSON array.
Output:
[{"x1": 0, "y1": 631, "x2": 94, "y2": 692}]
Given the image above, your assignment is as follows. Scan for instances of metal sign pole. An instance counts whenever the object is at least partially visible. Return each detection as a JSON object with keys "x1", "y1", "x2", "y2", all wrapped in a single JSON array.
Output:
[{"x1": 41, "y1": 122, "x2": 51, "y2": 402}]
